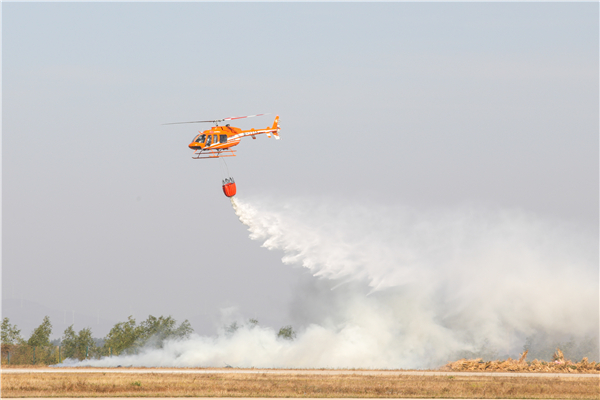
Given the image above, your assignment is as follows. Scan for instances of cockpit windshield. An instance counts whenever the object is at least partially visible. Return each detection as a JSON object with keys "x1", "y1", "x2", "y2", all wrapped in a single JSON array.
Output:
[{"x1": 194, "y1": 134, "x2": 206, "y2": 143}]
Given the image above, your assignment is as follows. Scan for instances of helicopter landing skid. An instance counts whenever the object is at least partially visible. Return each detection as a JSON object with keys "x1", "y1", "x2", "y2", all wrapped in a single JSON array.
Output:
[{"x1": 192, "y1": 148, "x2": 237, "y2": 159}]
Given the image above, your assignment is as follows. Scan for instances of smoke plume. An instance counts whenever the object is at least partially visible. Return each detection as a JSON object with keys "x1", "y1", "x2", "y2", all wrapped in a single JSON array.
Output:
[{"x1": 75, "y1": 196, "x2": 598, "y2": 368}]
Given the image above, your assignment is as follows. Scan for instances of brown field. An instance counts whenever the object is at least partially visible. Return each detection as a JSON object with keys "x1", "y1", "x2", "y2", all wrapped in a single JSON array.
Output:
[{"x1": 2, "y1": 371, "x2": 599, "y2": 399}]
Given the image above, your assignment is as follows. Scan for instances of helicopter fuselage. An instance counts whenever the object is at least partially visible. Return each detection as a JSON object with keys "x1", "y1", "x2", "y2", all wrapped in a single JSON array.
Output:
[
  {"x1": 185, "y1": 115, "x2": 280, "y2": 159},
  {"x1": 189, "y1": 125, "x2": 243, "y2": 151}
]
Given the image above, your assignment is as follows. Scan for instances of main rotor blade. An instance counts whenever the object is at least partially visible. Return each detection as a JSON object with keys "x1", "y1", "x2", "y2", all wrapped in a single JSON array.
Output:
[
  {"x1": 163, "y1": 113, "x2": 269, "y2": 126},
  {"x1": 223, "y1": 113, "x2": 269, "y2": 121},
  {"x1": 162, "y1": 120, "x2": 216, "y2": 125}
]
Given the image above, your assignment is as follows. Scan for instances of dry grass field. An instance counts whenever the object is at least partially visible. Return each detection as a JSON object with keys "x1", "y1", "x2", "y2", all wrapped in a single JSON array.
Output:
[{"x1": 2, "y1": 371, "x2": 599, "y2": 399}]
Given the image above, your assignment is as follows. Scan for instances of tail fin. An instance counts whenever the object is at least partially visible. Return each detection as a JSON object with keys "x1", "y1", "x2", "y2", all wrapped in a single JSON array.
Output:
[{"x1": 271, "y1": 116, "x2": 280, "y2": 139}]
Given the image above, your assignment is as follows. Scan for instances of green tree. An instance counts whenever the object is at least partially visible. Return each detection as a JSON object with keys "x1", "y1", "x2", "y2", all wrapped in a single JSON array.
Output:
[
  {"x1": 103, "y1": 316, "x2": 139, "y2": 355},
  {"x1": 103, "y1": 315, "x2": 193, "y2": 356},
  {"x1": 137, "y1": 315, "x2": 193, "y2": 347},
  {"x1": 171, "y1": 319, "x2": 193, "y2": 340},
  {"x1": 27, "y1": 316, "x2": 52, "y2": 347},
  {"x1": 138, "y1": 315, "x2": 176, "y2": 344},
  {"x1": 61, "y1": 325, "x2": 96, "y2": 361},
  {"x1": 74, "y1": 327, "x2": 95, "y2": 359},
  {"x1": 277, "y1": 325, "x2": 296, "y2": 341},
  {"x1": 1, "y1": 317, "x2": 24, "y2": 345},
  {"x1": 61, "y1": 325, "x2": 77, "y2": 359}
]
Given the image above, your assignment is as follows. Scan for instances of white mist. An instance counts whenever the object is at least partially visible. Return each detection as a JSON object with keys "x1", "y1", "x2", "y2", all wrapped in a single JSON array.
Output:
[{"x1": 74, "y1": 196, "x2": 598, "y2": 368}]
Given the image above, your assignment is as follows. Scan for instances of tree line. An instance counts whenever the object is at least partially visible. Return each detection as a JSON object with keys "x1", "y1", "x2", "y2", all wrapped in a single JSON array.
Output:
[
  {"x1": 1, "y1": 315, "x2": 297, "y2": 365},
  {"x1": 1, "y1": 314, "x2": 193, "y2": 363}
]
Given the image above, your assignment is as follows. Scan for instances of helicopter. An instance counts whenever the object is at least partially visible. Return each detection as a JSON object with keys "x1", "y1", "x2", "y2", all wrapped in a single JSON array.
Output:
[{"x1": 164, "y1": 113, "x2": 280, "y2": 159}]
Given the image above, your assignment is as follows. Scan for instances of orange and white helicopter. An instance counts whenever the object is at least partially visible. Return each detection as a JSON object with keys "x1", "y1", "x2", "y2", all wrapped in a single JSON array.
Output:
[{"x1": 164, "y1": 113, "x2": 280, "y2": 159}]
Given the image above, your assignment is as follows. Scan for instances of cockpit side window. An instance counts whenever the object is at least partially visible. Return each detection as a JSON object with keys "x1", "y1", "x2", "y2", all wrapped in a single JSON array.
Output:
[
  {"x1": 195, "y1": 134, "x2": 206, "y2": 143},
  {"x1": 220, "y1": 135, "x2": 227, "y2": 144},
  {"x1": 206, "y1": 135, "x2": 212, "y2": 146}
]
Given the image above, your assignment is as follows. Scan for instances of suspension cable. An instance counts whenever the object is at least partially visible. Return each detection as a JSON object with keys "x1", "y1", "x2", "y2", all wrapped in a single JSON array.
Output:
[{"x1": 220, "y1": 157, "x2": 231, "y2": 179}]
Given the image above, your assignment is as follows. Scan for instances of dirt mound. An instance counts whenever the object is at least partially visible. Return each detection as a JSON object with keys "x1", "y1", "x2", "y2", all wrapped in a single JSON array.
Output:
[{"x1": 443, "y1": 349, "x2": 600, "y2": 373}]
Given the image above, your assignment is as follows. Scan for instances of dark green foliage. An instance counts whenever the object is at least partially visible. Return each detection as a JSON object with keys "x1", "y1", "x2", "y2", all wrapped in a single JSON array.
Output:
[
  {"x1": 27, "y1": 316, "x2": 52, "y2": 347},
  {"x1": 138, "y1": 315, "x2": 193, "y2": 347},
  {"x1": 139, "y1": 315, "x2": 177, "y2": 343},
  {"x1": 1, "y1": 318, "x2": 24, "y2": 345},
  {"x1": 61, "y1": 325, "x2": 95, "y2": 360},
  {"x1": 1, "y1": 314, "x2": 196, "y2": 364},
  {"x1": 103, "y1": 315, "x2": 194, "y2": 356},
  {"x1": 61, "y1": 325, "x2": 77, "y2": 359},
  {"x1": 2, "y1": 316, "x2": 56, "y2": 364},
  {"x1": 172, "y1": 319, "x2": 193, "y2": 339},
  {"x1": 103, "y1": 316, "x2": 139, "y2": 355},
  {"x1": 277, "y1": 325, "x2": 296, "y2": 341}
]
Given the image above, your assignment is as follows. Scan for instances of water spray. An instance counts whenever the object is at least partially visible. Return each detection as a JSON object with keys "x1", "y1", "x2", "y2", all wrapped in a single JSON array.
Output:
[{"x1": 70, "y1": 196, "x2": 598, "y2": 368}]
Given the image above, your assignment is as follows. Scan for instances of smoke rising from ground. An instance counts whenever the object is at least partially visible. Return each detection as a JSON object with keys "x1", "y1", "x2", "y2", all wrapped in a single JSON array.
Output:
[{"x1": 75, "y1": 196, "x2": 598, "y2": 368}]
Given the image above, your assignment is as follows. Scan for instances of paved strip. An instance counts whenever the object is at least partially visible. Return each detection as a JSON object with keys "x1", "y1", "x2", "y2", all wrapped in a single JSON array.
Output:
[{"x1": 1, "y1": 368, "x2": 597, "y2": 378}]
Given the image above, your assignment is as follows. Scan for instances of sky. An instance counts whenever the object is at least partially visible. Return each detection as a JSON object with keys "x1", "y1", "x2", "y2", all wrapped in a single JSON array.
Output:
[{"x1": 2, "y1": 2, "x2": 598, "y2": 348}]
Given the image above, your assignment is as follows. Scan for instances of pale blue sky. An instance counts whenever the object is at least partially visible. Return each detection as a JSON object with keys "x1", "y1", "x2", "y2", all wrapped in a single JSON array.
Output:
[{"x1": 3, "y1": 2, "x2": 598, "y2": 338}]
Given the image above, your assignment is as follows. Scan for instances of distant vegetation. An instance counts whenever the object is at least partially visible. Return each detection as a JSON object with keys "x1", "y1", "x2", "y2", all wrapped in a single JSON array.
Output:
[
  {"x1": 1, "y1": 315, "x2": 298, "y2": 365},
  {"x1": 1, "y1": 315, "x2": 193, "y2": 364},
  {"x1": 1, "y1": 317, "x2": 25, "y2": 346},
  {"x1": 6, "y1": 315, "x2": 594, "y2": 367},
  {"x1": 277, "y1": 325, "x2": 297, "y2": 341}
]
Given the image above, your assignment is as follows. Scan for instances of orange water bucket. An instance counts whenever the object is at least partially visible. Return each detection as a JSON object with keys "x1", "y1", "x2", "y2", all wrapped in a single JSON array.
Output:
[{"x1": 222, "y1": 178, "x2": 236, "y2": 197}]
